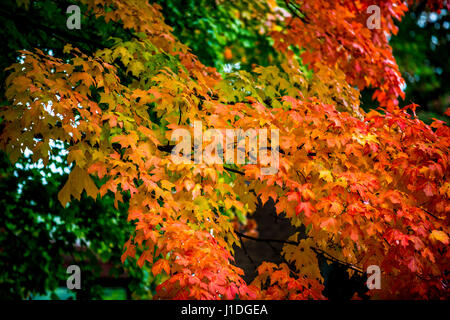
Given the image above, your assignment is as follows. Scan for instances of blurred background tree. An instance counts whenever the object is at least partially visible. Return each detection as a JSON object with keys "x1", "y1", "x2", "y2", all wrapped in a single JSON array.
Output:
[
  {"x1": 391, "y1": 7, "x2": 449, "y2": 123},
  {"x1": 359, "y1": 4, "x2": 449, "y2": 123}
]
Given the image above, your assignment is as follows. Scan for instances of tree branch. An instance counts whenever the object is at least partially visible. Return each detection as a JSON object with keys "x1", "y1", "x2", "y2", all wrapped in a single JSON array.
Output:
[{"x1": 0, "y1": 7, "x2": 108, "y2": 52}]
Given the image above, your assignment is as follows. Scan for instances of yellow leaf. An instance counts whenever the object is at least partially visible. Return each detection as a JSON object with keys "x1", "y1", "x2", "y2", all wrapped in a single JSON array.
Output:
[
  {"x1": 267, "y1": 0, "x2": 278, "y2": 11},
  {"x1": 57, "y1": 180, "x2": 71, "y2": 208},
  {"x1": 99, "y1": 92, "x2": 115, "y2": 106},
  {"x1": 57, "y1": 166, "x2": 99, "y2": 207},
  {"x1": 429, "y1": 230, "x2": 449, "y2": 245},
  {"x1": 63, "y1": 43, "x2": 73, "y2": 54},
  {"x1": 67, "y1": 149, "x2": 85, "y2": 166}
]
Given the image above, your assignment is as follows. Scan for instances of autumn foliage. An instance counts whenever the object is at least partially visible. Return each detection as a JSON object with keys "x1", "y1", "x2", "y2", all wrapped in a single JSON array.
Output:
[{"x1": 1, "y1": 0, "x2": 449, "y2": 299}]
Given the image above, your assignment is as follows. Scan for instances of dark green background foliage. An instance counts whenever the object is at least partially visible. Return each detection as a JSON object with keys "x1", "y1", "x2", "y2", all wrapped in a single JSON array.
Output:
[
  {"x1": 0, "y1": 0, "x2": 448, "y2": 299},
  {"x1": 391, "y1": 9, "x2": 449, "y2": 123}
]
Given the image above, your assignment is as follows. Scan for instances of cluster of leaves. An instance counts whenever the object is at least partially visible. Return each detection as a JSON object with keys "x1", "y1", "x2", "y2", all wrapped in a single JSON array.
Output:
[
  {"x1": 0, "y1": 0, "x2": 449, "y2": 300},
  {"x1": 390, "y1": 6, "x2": 450, "y2": 123}
]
